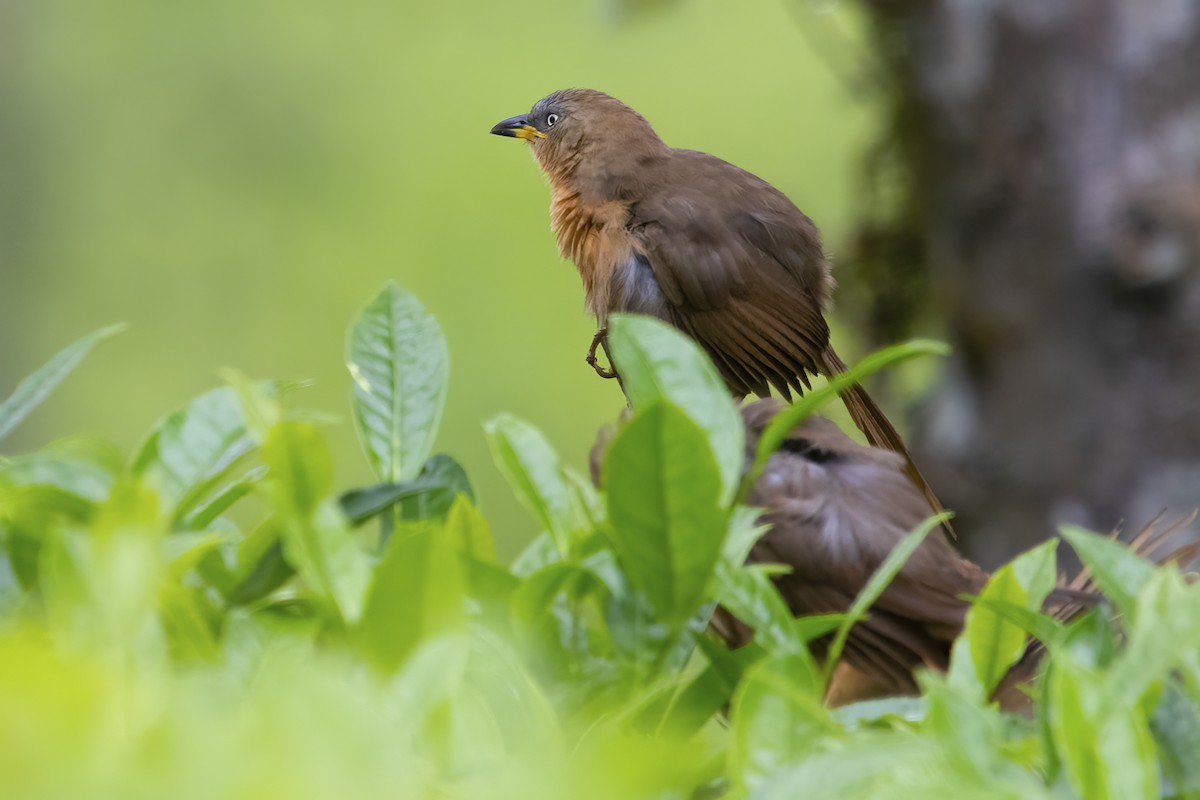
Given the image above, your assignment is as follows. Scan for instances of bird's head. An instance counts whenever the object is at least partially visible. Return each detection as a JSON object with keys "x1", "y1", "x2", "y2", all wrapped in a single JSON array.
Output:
[{"x1": 489, "y1": 88, "x2": 666, "y2": 187}]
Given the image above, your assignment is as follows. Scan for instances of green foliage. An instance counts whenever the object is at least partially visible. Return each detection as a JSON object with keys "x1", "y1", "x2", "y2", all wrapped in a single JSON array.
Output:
[
  {"x1": 347, "y1": 281, "x2": 449, "y2": 484},
  {"x1": 0, "y1": 282, "x2": 1196, "y2": 799},
  {"x1": 0, "y1": 324, "x2": 126, "y2": 444}
]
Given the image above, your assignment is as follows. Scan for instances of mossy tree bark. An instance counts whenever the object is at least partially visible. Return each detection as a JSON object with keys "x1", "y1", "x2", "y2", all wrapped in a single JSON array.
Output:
[{"x1": 855, "y1": 0, "x2": 1200, "y2": 565}]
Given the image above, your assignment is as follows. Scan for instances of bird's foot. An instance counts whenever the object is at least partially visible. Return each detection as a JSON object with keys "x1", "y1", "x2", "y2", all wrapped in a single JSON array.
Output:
[{"x1": 586, "y1": 328, "x2": 619, "y2": 380}]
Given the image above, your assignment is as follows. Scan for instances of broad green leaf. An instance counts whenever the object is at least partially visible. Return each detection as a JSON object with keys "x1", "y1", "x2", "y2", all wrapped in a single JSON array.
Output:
[
  {"x1": 227, "y1": 540, "x2": 293, "y2": 608},
  {"x1": 383, "y1": 632, "x2": 472, "y2": 731},
  {"x1": 0, "y1": 324, "x2": 126, "y2": 444},
  {"x1": 510, "y1": 562, "x2": 613, "y2": 675},
  {"x1": 1010, "y1": 538, "x2": 1059, "y2": 605},
  {"x1": 606, "y1": 314, "x2": 743, "y2": 504},
  {"x1": 263, "y1": 422, "x2": 370, "y2": 623},
  {"x1": 824, "y1": 512, "x2": 948, "y2": 681},
  {"x1": 485, "y1": 413, "x2": 579, "y2": 557},
  {"x1": 1061, "y1": 524, "x2": 1155, "y2": 616},
  {"x1": 563, "y1": 465, "x2": 604, "y2": 530},
  {"x1": 346, "y1": 281, "x2": 449, "y2": 482},
  {"x1": 729, "y1": 648, "x2": 835, "y2": 796},
  {"x1": 0, "y1": 441, "x2": 123, "y2": 591},
  {"x1": 510, "y1": 532, "x2": 561, "y2": 577},
  {"x1": 1048, "y1": 656, "x2": 1158, "y2": 800},
  {"x1": 967, "y1": 597, "x2": 1066, "y2": 650},
  {"x1": 0, "y1": 451, "x2": 114, "y2": 504},
  {"x1": 184, "y1": 466, "x2": 266, "y2": 530},
  {"x1": 357, "y1": 522, "x2": 465, "y2": 674},
  {"x1": 1111, "y1": 568, "x2": 1200, "y2": 707},
  {"x1": 651, "y1": 637, "x2": 764, "y2": 738},
  {"x1": 70, "y1": 480, "x2": 167, "y2": 645},
  {"x1": 920, "y1": 672, "x2": 1012, "y2": 774},
  {"x1": 162, "y1": 532, "x2": 226, "y2": 582},
  {"x1": 339, "y1": 453, "x2": 473, "y2": 531},
  {"x1": 603, "y1": 402, "x2": 728, "y2": 627},
  {"x1": 949, "y1": 541, "x2": 1056, "y2": 698},
  {"x1": 577, "y1": 545, "x2": 688, "y2": 678},
  {"x1": 723, "y1": 505, "x2": 770, "y2": 564},
  {"x1": 393, "y1": 454, "x2": 473, "y2": 521},
  {"x1": 1151, "y1": 681, "x2": 1200, "y2": 795},
  {"x1": 158, "y1": 582, "x2": 221, "y2": 661},
  {"x1": 338, "y1": 453, "x2": 472, "y2": 534},
  {"x1": 443, "y1": 494, "x2": 495, "y2": 563},
  {"x1": 753, "y1": 736, "x2": 940, "y2": 800},
  {"x1": 219, "y1": 369, "x2": 281, "y2": 444},
  {"x1": 135, "y1": 387, "x2": 264, "y2": 526},
  {"x1": 712, "y1": 561, "x2": 803, "y2": 654},
  {"x1": 950, "y1": 568, "x2": 1029, "y2": 696},
  {"x1": 832, "y1": 696, "x2": 925, "y2": 728},
  {"x1": 742, "y1": 339, "x2": 949, "y2": 498},
  {"x1": 228, "y1": 520, "x2": 296, "y2": 606}
]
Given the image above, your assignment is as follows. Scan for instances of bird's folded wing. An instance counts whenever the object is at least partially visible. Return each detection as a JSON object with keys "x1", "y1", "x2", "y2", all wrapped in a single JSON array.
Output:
[{"x1": 628, "y1": 226, "x2": 831, "y2": 397}]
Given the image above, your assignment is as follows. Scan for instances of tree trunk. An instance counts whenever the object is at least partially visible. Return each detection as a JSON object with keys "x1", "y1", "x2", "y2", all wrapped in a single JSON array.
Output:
[{"x1": 855, "y1": 0, "x2": 1200, "y2": 566}]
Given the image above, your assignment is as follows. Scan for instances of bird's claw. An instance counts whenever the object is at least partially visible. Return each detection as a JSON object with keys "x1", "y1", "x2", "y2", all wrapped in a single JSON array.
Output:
[{"x1": 586, "y1": 328, "x2": 619, "y2": 380}]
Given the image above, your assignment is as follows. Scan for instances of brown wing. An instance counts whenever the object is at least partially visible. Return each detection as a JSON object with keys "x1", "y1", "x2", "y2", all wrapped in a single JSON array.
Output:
[
  {"x1": 740, "y1": 403, "x2": 988, "y2": 692},
  {"x1": 628, "y1": 150, "x2": 833, "y2": 399}
]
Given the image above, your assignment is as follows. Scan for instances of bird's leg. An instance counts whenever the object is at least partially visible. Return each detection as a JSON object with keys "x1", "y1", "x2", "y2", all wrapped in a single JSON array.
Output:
[{"x1": 585, "y1": 328, "x2": 619, "y2": 380}]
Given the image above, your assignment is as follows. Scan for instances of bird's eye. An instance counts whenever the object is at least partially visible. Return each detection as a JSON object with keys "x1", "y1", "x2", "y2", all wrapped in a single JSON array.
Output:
[
  {"x1": 546, "y1": 113, "x2": 560, "y2": 127},
  {"x1": 779, "y1": 437, "x2": 837, "y2": 464}
]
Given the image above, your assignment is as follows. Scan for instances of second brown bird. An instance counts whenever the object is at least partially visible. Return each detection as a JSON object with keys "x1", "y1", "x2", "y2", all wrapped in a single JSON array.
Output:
[{"x1": 491, "y1": 88, "x2": 938, "y2": 512}]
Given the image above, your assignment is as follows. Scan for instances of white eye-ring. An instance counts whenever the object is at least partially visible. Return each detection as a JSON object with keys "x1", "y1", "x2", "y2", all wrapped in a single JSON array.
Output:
[{"x1": 546, "y1": 113, "x2": 560, "y2": 127}]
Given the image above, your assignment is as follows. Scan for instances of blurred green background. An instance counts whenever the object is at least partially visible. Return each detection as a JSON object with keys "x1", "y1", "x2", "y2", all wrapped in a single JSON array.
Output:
[{"x1": 1, "y1": 0, "x2": 875, "y2": 555}]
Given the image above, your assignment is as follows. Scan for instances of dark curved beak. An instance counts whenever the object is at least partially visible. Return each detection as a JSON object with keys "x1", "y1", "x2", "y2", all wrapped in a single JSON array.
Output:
[{"x1": 490, "y1": 114, "x2": 545, "y2": 141}]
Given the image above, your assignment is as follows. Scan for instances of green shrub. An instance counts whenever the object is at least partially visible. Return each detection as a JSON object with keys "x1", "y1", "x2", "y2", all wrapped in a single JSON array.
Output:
[{"x1": 1, "y1": 282, "x2": 1197, "y2": 800}]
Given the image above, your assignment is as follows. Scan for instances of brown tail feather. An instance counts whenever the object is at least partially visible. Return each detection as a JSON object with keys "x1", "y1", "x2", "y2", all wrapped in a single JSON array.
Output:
[
  {"x1": 818, "y1": 346, "x2": 950, "y2": 534},
  {"x1": 994, "y1": 514, "x2": 1200, "y2": 712}
]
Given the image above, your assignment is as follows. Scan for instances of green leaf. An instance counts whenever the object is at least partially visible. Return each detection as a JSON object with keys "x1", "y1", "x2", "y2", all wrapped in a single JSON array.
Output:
[
  {"x1": 158, "y1": 583, "x2": 222, "y2": 661},
  {"x1": 832, "y1": 696, "x2": 925, "y2": 729},
  {"x1": 966, "y1": 597, "x2": 1066, "y2": 650},
  {"x1": 651, "y1": 637, "x2": 764, "y2": 738},
  {"x1": 443, "y1": 494, "x2": 495, "y2": 563},
  {"x1": 723, "y1": 505, "x2": 770, "y2": 564},
  {"x1": 0, "y1": 324, "x2": 126, "y2": 445},
  {"x1": 1111, "y1": 568, "x2": 1200, "y2": 707},
  {"x1": 227, "y1": 530, "x2": 294, "y2": 609},
  {"x1": 135, "y1": 387, "x2": 264, "y2": 527},
  {"x1": 742, "y1": 339, "x2": 949, "y2": 498},
  {"x1": 218, "y1": 369, "x2": 281, "y2": 444},
  {"x1": 824, "y1": 512, "x2": 948, "y2": 681},
  {"x1": 0, "y1": 450, "x2": 115, "y2": 504},
  {"x1": 712, "y1": 561, "x2": 803, "y2": 654},
  {"x1": 752, "y1": 737, "x2": 939, "y2": 800},
  {"x1": 339, "y1": 454, "x2": 473, "y2": 531},
  {"x1": 509, "y1": 562, "x2": 613, "y2": 675},
  {"x1": 183, "y1": 466, "x2": 266, "y2": 531},
  {"x1": 729, "y1": 648, "x2": 834, "y2": 796},
  {"x1": 951, "y1": 568, "x2": 1030, "y2": 696},
  {"x1": 1009, "y1": 538, "x2": 1059, "y2": 605},
  {"x1": 484, "y1": 413, "x2": 579, "y2": 557},
  {"x1": 1151, "y1": 681, "x2": 1200, "y2": 795},
  {"x1": 356, "y1": 521, "x2": 465, "y2": 674},
  {"x1": 346, "y1": 281, "x2": 449, "y2": 482},
  {"x1": 606, "y1": 314, "x2": 743, "y2": 504},
  {"x1": 263, "y1": 422, "x2": 370, "y2": 623},
  {"x1": 948, "y1": 538, "x2": 1060, "y2": 698},
  {"x1": 1061, "y1": 524, "x2": 1155, "y2": 616},
  {"x1": 1047, "y1": 656, "x2": 1158, "y2": 800},
  {"x1": 393, "y1": 454, "x2": 473, "y2": 521},
  {"x1": 603, "y1": 402, "x2": 728, "y2": 627}
]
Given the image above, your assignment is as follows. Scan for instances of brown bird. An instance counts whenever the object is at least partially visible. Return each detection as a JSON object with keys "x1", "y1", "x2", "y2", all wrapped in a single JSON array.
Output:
[
  {"x1": 490, "y1": 88, "x2": 939, "y2": 514},
  {"x1": 711, "y1": 400, "x2": 1199, "y2": 709},
  {"x1": 717, "y1": 399, "x2": 987, "y2": 703}
]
